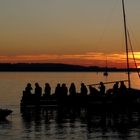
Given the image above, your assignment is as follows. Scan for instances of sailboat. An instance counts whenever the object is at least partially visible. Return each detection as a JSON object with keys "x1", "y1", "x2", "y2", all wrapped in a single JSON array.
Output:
[
  {"x1": 121, "y1": 0, "x2": 140, "y2": 94},
  {"x1": 103, "y1": 57, "x2": 108, "y2": 76},
  {"x1": 103, "y1": 71, "x2": 108, "y2": 76}
]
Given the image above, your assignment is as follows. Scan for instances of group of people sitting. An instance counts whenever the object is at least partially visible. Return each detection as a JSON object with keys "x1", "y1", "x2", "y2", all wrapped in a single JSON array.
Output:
[{"x1": 23, "y1": 81, "x2": 127, "y2": 98}]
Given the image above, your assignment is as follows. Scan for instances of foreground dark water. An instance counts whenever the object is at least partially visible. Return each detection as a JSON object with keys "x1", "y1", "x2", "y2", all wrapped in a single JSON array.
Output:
[
  {"x1": 2, "y1": 106, "x2": 140, "y2": 140},
  {"x1": 22, "y1": 107, "x2": 140, "y2": 139}
]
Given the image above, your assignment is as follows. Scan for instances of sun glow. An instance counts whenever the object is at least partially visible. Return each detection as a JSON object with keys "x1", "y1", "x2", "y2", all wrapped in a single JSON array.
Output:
[
  {"x1": 0, "y1": 51, "x2": 140, "y2": 68},
  {"x1": 129, "y1": 52, "x2": 140, "y2": 68}
]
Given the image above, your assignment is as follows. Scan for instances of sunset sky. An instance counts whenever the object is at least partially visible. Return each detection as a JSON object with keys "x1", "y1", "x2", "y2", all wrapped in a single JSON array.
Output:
[{"x1": 0, "y1": 0, "x2": 140, "y2": 68}]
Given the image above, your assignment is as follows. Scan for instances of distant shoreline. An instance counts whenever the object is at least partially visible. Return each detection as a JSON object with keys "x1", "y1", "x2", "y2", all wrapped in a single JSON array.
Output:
[{"x1": 0, "y1": 63, "x2": 138, "y2": 72}]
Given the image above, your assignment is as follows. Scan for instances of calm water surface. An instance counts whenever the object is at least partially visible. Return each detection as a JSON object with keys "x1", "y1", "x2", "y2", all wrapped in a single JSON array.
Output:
[{"x1": 0, "y1": 72, "x2": 140, "y2": 140}]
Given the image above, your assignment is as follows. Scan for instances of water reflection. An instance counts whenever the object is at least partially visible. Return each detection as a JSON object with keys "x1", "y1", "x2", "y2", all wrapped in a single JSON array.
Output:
[
  {"x1": 21, "y1": 107, "x2": 140, "y2": 139},
  {"x1": 0, "y1": 119, "x2": 12, "y2": 139}
]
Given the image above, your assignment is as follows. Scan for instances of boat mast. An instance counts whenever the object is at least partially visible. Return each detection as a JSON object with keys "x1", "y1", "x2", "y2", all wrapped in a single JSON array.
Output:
[{"x1": 122, "y1": 0, "x2": 131, "y2": 88}]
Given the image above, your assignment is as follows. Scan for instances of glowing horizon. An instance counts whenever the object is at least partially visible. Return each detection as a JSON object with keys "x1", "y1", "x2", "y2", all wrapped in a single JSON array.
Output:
[
  {"x1": 0, "y1": 52, "x2": 140, "y2": 68},
  {"x1": 0, "y1": 0, "x2": 140, "y2": 68}
]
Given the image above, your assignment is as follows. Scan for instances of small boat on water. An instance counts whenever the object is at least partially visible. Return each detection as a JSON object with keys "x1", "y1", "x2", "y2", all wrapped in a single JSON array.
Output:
[
  {"x1": 103, "y1": 71, "x2": 108, "y2": 76},
  {"x1": 0, "y1": 108, "x2": 12, "y2": 120},
  {"x1": 103, "y1": 57, "x2": 108, "y2": 76}
]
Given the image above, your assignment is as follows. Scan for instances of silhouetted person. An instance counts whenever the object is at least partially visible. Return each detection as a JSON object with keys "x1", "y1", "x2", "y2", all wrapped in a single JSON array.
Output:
[
  {"x1": 89, "y1": 85, "x2": 94, "y2": 96},
  {"x1": 113, "y1": 82, "x2": 119, "y2": 95},
  {"x1": 69, "y1": 83, "x2": 76, "y2": 96},
  {"x1": 89, "y1": 86, "x2": 98, "y2": 96},
  {"x1": 23, "y1": 83, "x2": 32, "y2": 96},
  {"x1": 61, "y1": 83, "x2": 68, "y2": 97},
  {"x1": 55, "y1": 83, "x2": 61, "y2": 98},
  {"x1": 80, "y1": 83, "x2": 88, "y2": 96},
  {"x1": 35, "y1": 83, "x2": 42, "y2": 98},
  {"x1": 44, "y1": 83, "x2": 51, "y2": 97},
  {"x1": 99, "y1": 82, "x2": 105, "y2": 96},
  {"x1": 119, "y1": 81, "x2": 127, "y2": 95}
]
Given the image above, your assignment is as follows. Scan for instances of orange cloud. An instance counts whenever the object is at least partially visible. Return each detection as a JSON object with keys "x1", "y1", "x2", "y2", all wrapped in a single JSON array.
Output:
[{"x1": 0, "y1": 52, "x2": 140, "y2": 68}]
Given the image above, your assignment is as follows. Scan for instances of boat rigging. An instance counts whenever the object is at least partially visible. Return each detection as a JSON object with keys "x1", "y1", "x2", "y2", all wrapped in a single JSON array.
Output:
[
  {"x1": 122, "y1": 0, "x2": 131, "y2": 88},
  {"x1": 122, "y1": 0, "x2": 140, "y2": 88}
]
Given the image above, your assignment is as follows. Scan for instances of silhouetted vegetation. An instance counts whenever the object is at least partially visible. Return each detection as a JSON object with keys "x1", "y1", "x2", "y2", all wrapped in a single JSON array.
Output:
[{"x1": 0, "y1": 63, "x2": 139, "y2": 72}]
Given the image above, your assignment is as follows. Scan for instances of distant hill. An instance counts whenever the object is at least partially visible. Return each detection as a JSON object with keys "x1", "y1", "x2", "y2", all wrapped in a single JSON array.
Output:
[{"x1": 0, "y1": 63, "x2": 138, "y2": 72}]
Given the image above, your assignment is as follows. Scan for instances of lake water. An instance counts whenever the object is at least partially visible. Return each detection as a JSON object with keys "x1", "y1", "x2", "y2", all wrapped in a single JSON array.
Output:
[{"x1": 0, "y1": 72, "x2": 140, "y2": 140}]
